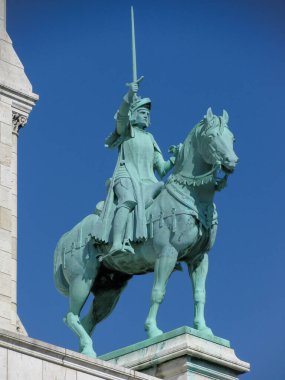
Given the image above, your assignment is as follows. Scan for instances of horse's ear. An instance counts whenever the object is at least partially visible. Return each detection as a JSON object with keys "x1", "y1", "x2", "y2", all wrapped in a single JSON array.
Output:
[
  {"x1": 223, "y1": 109, "x2": 229, "y2": 124},
  {"x1": 206, "y1": 107, "x2": 213, "y2": 122}
]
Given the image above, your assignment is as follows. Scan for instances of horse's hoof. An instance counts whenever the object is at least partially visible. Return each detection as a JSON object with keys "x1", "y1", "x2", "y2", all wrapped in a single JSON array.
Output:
[
  {"x1": 80, "y1": 348, "x2": 97, "y2": 358},
  {"x1": 145, "y1": 324, "x2": 163, "y2": 339},
  {"x1": 197, "y1": 326, "x2": 214, "y2": 337}
]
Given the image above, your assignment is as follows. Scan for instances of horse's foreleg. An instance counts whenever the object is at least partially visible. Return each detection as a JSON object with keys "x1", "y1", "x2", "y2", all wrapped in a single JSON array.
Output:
[
  {"x1": 145, "y1": 245, "x2": 178, "y2": 338},
  {"x1": 188, "y1": 253, "x2": 213, "y2": 336},
  {"x1": 64, "y1": 276, "x2": 96, "y2": 357}
]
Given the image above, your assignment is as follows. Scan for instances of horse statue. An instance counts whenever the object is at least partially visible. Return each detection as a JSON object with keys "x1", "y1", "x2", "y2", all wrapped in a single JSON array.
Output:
[{"x1": 53, "y1": 108, "x2": 238, "y2": 358}]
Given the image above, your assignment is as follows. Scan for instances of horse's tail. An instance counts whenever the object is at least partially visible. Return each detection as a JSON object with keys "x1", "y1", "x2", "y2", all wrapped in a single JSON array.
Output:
[{"x1": 53, "y1": 233, "x2": 70, "y2": 297}]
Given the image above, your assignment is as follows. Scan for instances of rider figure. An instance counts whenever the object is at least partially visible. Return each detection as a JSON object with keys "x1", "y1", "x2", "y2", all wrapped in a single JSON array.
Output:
[{"x1": 96, "y1": 79, "x2": 178, "y2": 255}]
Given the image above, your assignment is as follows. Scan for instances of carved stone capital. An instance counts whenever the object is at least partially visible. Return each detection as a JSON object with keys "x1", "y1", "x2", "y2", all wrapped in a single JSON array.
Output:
[{"x1": 12, "y1": 112, "x2": 28, "y2": 136}]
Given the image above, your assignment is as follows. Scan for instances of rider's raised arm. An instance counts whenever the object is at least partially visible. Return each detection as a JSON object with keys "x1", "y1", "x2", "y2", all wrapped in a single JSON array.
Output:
[
  {"x1": 116, "y1": 81, "x2": 141, "y2": 135},
  {"x1": 115, "y1": 90, "x2": 133, "y2": 135},
  {"x1": 105, "y1": 82, "x2": 140, "y2": 148}
]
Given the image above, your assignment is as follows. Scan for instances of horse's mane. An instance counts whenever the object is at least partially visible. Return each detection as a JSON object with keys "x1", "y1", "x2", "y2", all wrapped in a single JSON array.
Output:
[{"x1": 172, "y1": 121, "x2": 203, "y2": 174}]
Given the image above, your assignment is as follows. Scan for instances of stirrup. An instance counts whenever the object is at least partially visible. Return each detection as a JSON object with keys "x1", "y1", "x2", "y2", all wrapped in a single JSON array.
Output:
[{"x1": 122, "y1": 239, "x2": 135, "y2": 254}]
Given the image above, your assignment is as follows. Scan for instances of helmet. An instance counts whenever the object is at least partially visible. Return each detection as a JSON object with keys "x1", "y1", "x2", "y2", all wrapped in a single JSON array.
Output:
[{"x1": 128, "y1": 96, "x2": 151, "y2": 126}]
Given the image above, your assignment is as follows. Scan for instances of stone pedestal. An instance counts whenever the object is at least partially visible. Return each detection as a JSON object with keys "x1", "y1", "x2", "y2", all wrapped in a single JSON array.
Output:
[
  {"x1": 0, "y1": 328, "x2": 160, "y2": 380},
  {"x1": 100, "y1": 327, "x2": 250, "y2": 380}
]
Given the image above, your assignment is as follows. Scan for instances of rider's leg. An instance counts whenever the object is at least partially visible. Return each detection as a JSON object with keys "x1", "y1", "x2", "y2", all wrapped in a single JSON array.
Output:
[
  {"x1": 110, "y1": 178, "x2": 137, "y2": 254},
  {"x1": 110, "y1": 205, "x2": 132, "y2": 253},
  {"x1": 145, "y1": 245, "x2": 178, "y2": 338},
  {"x1": 187, "y1": 253, "x2": 213, "y2": 336}
]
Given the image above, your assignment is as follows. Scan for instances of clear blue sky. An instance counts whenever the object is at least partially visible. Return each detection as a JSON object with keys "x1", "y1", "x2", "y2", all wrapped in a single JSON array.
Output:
[{"x1": 7, "y1": 0, "x2": 285, "y2": 378}]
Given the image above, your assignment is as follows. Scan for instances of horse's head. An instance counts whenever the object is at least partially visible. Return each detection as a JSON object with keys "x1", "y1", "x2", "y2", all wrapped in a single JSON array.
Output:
[{"x1": 197, "y1": 108, "x2": 238, "y2": 175}]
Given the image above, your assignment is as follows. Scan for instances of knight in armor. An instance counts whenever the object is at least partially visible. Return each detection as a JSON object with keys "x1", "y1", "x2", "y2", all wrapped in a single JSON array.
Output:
[{"x1": 94, "y1": 79, "x2": 179, "y2": 255}]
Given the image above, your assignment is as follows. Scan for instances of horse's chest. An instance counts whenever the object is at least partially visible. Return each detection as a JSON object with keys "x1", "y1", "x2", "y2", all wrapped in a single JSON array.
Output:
[
  {"x1": 170, "y1": 214, "x2": 216, "y2": 260},
  {"x1": 171, "y1": 214, "x2": 200, "y2": 251}
]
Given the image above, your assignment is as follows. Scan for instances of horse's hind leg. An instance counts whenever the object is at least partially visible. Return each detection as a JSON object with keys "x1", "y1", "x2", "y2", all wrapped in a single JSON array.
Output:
[
  {"x1": 145, "y1": 245, "x2": 178, "y2": 338},
  {"x1": 64, "y1": 276, "x2": 96, "y2": 357},
  {"x1": 188, "y1": 253, "x2": 213, "y2": 336},
  {"x1": 81, "y1": 271, "x2": 131, "y2": 335},
  {"x1": 81, "y1": 288, "x2": 127, "y2": 336}
]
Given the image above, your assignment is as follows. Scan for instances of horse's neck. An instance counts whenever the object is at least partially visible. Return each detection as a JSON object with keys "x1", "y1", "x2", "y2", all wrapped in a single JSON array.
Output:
[{"x1": 175, "y1": 133, "x2": 216, "y2": 203}]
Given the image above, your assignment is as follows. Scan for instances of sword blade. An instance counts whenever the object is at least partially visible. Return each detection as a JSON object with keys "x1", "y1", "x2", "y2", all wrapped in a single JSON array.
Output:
[{"x1": 131, "y1": 6, "x2": 137, "y2": 82}]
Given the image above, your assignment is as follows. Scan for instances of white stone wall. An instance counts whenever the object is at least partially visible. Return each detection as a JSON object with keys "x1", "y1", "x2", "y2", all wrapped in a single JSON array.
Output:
[
  {"x1": 0, "y1": 329, "x2": 159, "y2": 380},
  {"x1": 0, "y1": 0, "x2": 38, "y2": 334},
  {"x1": 0, "y1": 93, "x2": 33, "y2": 334},
  {"x1": 0, "y1": 94, "x2": 13, "y2": 333}
]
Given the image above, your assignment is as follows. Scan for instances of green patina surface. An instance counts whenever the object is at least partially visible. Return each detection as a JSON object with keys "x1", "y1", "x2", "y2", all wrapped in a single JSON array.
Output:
[
  {"x1": 54, "y1": 104, "x2": 237, "y2": 358},
  {"x1": 53, "y1": 7, "x2": 238, "y2": 359},
  {"x1": 99, "y1": 326, "x2": 230, "y2": 361}
]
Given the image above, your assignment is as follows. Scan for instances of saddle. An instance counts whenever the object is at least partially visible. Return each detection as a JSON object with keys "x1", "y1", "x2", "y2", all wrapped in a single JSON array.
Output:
[
  {"x1": 144, "y1": 181, "x2": 164, "y2": 209},
  {"x1": 95, "y1": 181, "x2": 164, "y2": 215}
]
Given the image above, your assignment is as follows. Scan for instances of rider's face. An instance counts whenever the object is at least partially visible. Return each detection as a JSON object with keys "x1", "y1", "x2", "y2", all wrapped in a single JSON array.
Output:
[{"x1": 135, "y1": 108, "x2": 150, "y2": 129}]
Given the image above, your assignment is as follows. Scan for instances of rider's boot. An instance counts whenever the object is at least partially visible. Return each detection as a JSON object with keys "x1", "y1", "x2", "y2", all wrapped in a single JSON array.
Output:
[{"x1": 110, "y1": 206, "x2": 134, "y2": 255}]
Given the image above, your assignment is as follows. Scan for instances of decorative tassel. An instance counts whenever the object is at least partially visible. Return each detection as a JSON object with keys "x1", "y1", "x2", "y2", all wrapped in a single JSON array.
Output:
[
  {"x1": 199, "y1": 221, "x2": 203, "y2": 236},
  {"x1": 63, "y1": 248, "x2": 66, "y2": 269},
  {"x1": 159, "y1": 211, "x2": 164, "y2": 228},
  {"x1": 149, "y1": 214, "x2": 154, "y2": 238},
  {"x1": 86, "y1": 241, "x2": 90, "y2": 260},
  {"x1": 76, "y1": 229, "x2": 82, "y2": 249},
  {"x1": 172, "y1": 208, "x2": 177, "y2": 232}
]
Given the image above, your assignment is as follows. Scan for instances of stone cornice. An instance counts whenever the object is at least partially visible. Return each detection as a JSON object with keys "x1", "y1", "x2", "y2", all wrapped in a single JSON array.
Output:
[
  {"x1": 0, "y1": 82, "x2": 39, "y2": 111},
  {"x1": 0, "y1": 329, "x2": 157, "y2": 380},
  {"x1": 1, "y1": 82, "x2": 39, "y2": 135}
]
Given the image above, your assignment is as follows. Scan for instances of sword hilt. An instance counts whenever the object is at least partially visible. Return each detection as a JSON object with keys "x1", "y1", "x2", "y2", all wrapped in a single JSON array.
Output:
[{"x1": 126, "y1": 76, "x2": 144, "y2": 102}]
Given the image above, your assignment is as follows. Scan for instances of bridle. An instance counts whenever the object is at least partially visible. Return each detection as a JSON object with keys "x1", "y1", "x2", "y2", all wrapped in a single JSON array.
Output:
[{"x1": 169, "y1": 119, "x2": 228, "y2": 190}]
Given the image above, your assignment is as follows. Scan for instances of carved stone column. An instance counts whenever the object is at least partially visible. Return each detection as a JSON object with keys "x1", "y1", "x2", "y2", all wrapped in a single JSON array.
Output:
[{"x1": 0, "y1": 0, "x2": 39, "y2": 335}]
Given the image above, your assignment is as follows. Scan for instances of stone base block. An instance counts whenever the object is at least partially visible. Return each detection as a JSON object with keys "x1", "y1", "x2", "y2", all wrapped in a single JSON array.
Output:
[
  {"x1": 0, "y1": 328, "x2": 158, "y2": 380},
  {"x1": 100, "y1": 326, "x2": 250, "y2": 380}
]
